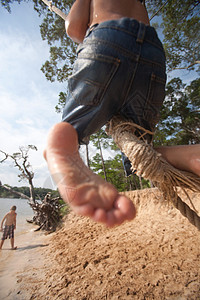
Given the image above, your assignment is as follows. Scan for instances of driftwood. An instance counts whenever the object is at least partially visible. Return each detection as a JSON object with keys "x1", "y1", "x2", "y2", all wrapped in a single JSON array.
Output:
[
  {"x1": 0, "y1": 183, "x2": 65, "y2": 231},
  {"x1": 27, "y1": 193, "x2": 66, "y2": 232}
]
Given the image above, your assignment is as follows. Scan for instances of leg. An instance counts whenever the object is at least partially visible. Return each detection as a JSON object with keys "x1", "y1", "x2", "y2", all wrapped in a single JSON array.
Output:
[
  {"x1": 44, "y1": 122, "x2": 136, "y2": 227},
  {"x1": 155, "y1": 144, "x2": 200, "y2": 176},
  {"x1": 10, "y1": 237, "x2": 17, "y2": 250},
  {"x1": 0, "y1": 239, "x2": 4, "y2": 249}
]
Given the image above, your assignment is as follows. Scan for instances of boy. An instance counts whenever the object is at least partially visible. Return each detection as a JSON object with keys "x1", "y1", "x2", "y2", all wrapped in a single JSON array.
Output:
[
  {"x1": 44, "y1": 0, "x2": 200, "y2": 228},
  {"x1": 0, "y1": 205, "x2": 17, "y2": 250}
]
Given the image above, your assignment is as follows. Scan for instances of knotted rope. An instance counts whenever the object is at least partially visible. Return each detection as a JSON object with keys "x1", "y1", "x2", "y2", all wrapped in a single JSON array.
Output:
[{"x1": 106, "y1": 116, "x2": 200, "y2": 230}]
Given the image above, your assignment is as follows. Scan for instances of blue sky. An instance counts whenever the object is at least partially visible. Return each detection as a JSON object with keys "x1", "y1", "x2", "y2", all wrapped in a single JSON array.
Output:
[
  {"x1": 0, "y1": 2, "x2": 63, "y2": 188},
  {"x1": 0, "y1": 2, "x2": 198, "y2": 189}
]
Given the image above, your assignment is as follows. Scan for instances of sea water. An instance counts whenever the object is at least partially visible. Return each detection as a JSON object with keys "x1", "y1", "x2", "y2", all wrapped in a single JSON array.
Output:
[{"x1": 0, "y1": 198, "x2": 34, "y2": 238}]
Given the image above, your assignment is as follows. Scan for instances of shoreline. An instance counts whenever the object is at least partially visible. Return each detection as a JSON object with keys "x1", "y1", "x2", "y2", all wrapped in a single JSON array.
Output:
[
  {"x1": 0, "y1": 224, "x2": 51, "y2": 299},
  {"x1": 0, "y1": 188, "x2": 199, "y2": 299}
]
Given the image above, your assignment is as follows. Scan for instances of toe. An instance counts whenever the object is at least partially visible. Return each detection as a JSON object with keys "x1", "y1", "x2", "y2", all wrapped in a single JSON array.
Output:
[
  {"x1": 92, "y1": 208, "x2": 107, "y2": 224},
  {"x1": 115, "y1": 196, "x2": 136, "y2": 220}
]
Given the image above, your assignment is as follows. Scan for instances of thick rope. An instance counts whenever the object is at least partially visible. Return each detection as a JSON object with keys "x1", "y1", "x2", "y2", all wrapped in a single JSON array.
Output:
[
  {"x1": 106, "y1": 116, "x2": 200, "y2": 230},
  {"x1": 41, "y1": 0, "x2": 67, "y2": 20}
]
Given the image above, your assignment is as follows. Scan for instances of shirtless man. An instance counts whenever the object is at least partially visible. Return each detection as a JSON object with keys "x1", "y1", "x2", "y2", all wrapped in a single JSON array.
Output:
[
  {"x1": 44, "y1": 0, "x2": 200, "y2": 228},
  {"x1": 0, "y1": 206, "x2": 17, "y2": 250}
]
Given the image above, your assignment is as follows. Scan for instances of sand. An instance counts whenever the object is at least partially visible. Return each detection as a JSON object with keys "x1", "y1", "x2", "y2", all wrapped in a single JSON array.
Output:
[
  {"x1": 0, "y1": 226, "x2": 51, "y2": 300},
  {"x1": 0, "y1": 188, "x2": 199, "y2": 299}
]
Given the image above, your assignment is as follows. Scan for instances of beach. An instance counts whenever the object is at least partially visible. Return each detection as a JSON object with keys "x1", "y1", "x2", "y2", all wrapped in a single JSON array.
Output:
[
  {"x1": 0, "y1": 189, "x2": 200, "y2": 299},
  {"x1": 0, "y1": 198, "x2": 50, "y2": 299},
  {"x1": 0, "y1": 224, "x2": 51, "y2": 299}
]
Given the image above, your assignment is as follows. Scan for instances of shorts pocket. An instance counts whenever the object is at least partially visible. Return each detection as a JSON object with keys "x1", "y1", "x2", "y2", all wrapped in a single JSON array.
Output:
[
  {"x1": 143, "y1": 72, "x2": 166, "y2": 128},
  {"x1": 68, "y1": 53, "x2": 120, "y2": 106}
]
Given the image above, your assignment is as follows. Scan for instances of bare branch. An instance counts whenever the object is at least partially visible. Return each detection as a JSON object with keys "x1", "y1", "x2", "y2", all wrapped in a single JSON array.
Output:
[
  {"x1": 173, "y1": 61, "x2": 200, "y2": 71},
  {"x1": 149, "y1": 0, "x2": 168, "y2": 21},
  {"x1": 0, "y1": 145, "x2": 37, "y2": 202},
  {"x1": 0, "y1": 150, "x2": 9, "y2": 163}
]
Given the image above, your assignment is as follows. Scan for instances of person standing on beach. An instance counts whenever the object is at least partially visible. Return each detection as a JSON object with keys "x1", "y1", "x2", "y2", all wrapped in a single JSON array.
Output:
[
  {"x1": 44, "y1": 0, "x2": 200, "y2": 228},
  {"x1": 0, "y1": 205, "x2": 17, "y2": 250}
]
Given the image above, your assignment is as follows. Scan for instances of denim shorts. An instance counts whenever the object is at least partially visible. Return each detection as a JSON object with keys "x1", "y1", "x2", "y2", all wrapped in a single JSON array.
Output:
[{"x1": 62, "y1": 17, "x2": 167, "y2": 145}]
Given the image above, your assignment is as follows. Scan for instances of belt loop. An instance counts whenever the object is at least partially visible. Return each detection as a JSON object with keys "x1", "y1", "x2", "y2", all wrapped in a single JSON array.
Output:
[
  {"x1": 85, "y1": 23, "x2": 99, "y2": 38},
  {"x1": 90, "y1": 23, "x2": 99, "y2": 31},
  {"x1": 136, "y1": 22, "x2": 146, "y2": 43}
]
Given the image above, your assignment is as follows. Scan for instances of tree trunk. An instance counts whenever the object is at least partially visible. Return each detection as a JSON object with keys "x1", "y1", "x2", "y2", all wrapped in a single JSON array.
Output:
[
  {"x1": 28, "y1": 180, "x2": 36, "y2": 203},
  {"x1": 131, "y1": 174, "x2": 140, "y2": 190},
  {"x1": 86, "y1": 144, "x2": 90, "y2": 169},
  {"x1": 139, "y1": 175, "x2": 143, "y2": 190},
  {"x1": 98, "y1": 137, "x2": 107, "y2": 181}
]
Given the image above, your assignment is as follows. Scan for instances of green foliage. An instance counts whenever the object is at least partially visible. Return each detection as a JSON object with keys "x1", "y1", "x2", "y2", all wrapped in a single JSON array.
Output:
[
  {"x1": 90, "y1": 128, "x2": 121, "y2": 151},
  {"x1": 146, "y1": 0, "x2": 200, "y2": 72},
  {"x1": 0, "y1": 0, "x2": 76, "y2": 112},
  {"x1": 35, "y1": 0, "x2": 76, "y2": 112},
  {"x1": 89, "y1": 135, "x2": 150, "y2": 192},
  {"x1": 90, "y1": 128, "x2": 111, "y2": 149},
  {"x1": 59, "y1": 200, "x2": 69, "y2": 216},
  {"x1": 1, "y1": 0, "x2": 199, "y2": 109},
  {"x1": 154, "y1": 77, "x2": 200, "y2": 146},
  {"x1": 0, "y1": 185, "x2": 60, "y2": 199},
  {"x1": 55, "y1": 91, "x2": 67, "y2": 113},
  {"x1": 0, "y1": 0, "x2": 21, "y2": 13},
  {"x1": 90, "y1": 152, "x2": 150, "y2": 191},
  {"x1": 1, "y1": 0, "x2": 199, "y2": 193}
]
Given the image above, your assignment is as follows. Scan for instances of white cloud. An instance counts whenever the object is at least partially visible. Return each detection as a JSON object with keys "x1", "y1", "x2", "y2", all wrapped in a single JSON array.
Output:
[
  {"x1": 0, "y1": 9, "x2": 64, "y2": 189},
  {"x1": 0, "y1": 84, "x2": 61, "y2": 188}
]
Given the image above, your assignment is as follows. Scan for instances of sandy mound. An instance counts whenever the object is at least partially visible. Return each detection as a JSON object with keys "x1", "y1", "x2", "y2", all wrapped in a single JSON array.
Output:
[{"x1": 17, "y1": 188, "x2": 200, "y2": 299}]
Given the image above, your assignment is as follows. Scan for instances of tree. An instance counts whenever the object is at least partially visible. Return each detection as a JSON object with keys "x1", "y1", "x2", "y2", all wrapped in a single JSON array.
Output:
[
  {"x1": 35, "y1": 0, "x2": 76, "y2": 111},
  {"x1": 90, "y1": 153, "x2": 125, "y2": 191},
  {"x1": 0, "y1": 145, "x2": 66, "y2": 231},
  {"x1": 154, "y1": 77, "x2": 200, "y2": 146},
  {"x1": 0, "y1": 0, "x2": 75, "y2": 110},
  {"x1": 89, "y1": 128, "x2": 150, "y2": 191},
  {"x1": 0, "y1": 145, "x2": 37, "y2": 202},
  {"x1": 1, "y1": 0, "x2": 199, "y2": 192},
  {"x1": 37, "y1": 0, "x2": 200, "y2": 84},
  {"x1": 89, "y1": 151, "x2": 150, "y2": 191},
  {"x1": 36, "y1": 0, "x2": 200, "y2": 109},
  {"x1": 90, "y1": 129, "x2": 112, "y2": 182},
  {"x1": 1, "y1": 0, "x2": 199, "y2": 101},
  {"x1": 146, "y1": 0, "x2": 200, "y2": 72},
  {"x1": 0, "y1": 185, "x2": 60, "y2": 199}
]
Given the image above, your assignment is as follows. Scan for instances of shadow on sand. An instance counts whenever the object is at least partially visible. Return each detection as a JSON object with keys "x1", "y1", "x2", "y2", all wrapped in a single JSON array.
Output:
[{"x1": 17, "y1": 244, "x2": 49, "y2": 251}]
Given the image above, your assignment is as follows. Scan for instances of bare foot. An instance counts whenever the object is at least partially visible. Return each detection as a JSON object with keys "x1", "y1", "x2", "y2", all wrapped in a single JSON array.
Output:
[
  {"x1": 155, "y1": 144, "x2": 200, "y2": 177},
  {"x1": 44, "y1": 122, "x2": 136, "y2": 227},
  {"x1": 11, "y1": 246, "x2": 17, "y2": 250}
]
